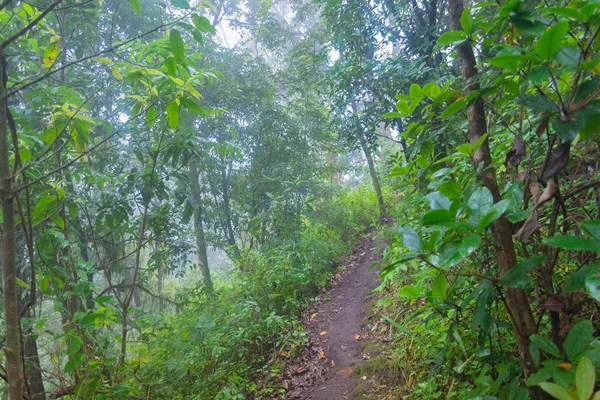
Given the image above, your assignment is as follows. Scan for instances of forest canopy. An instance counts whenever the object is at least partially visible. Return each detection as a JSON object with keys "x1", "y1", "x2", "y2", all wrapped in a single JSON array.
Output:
[{"x1": 0, "y1": 0, "x2": 600, "y2": 398}]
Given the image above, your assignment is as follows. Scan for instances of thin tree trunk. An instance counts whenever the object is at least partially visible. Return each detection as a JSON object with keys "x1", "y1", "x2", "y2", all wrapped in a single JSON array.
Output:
[
  {"x1": 189, "y1": 161, "x2": 214, "y2": 292},
  {"x1": 448, "y1": 0, "x2": 539, "y2": 379},
  {"x1": 16, "y1": 235, "x2": 46, "y2": 400},
  {"x1": 23, "y1": 310, "x2": 46, "y2": 400},
  {"x1": 359, "y1": 134, "x2": 386, "y2": 220},
  {"x1": 0, "y1": 48, "x2": 25, "y2": 400},
  {"x1": 220, "y1": 161, "x2": 241, "y2": 261}
]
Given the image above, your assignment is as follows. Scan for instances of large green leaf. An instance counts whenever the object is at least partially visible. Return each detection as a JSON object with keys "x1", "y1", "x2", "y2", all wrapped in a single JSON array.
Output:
[
  {"x1": 544, "y1": 236, "x2": 599, "y2": 252},
  {"x1": 170, "y1": 29, "x2": 185, "y2": 62},
  {"x1": 585, "y1": 266, "x2": 600, "y2": 301},
  {"x1": 427, "y1": 191, "x2": 451, "y2": 210},
  {"x1": 530, "y1": 334, "x2": 563, "y2": 358},
  {"x1": 499, "y1": 255, "x2": 546, "y2": 289},
  {"x1": 437, "y1": 31, "x2": 467, "y2": 46},
  {"x1": 166, "y1": 101, "x2": 179, "y2": 128},
  {"x1": 440, "y1": 97, "x2": 466, "y2": 118},
  {"x1": 128, "y1": 0, "x2": 141, "y2": 15},
  {"x1": 401, "y1": 226, "x2": 421, "y2": 253},
  {"x1": 564, "y1": 263, "x2": 598, "y2": 293},
  {"x1": 576, "y1": 356, "x2": 595, "y2": 400},
  {"x1": 565, "y1": 320, "x2": 594, "y2": 360},
  {"x1": 581, "y1": 220, "x2": 600, "y2": 242},
  {"x1": 538, "y1": 382, "x2": 575, "y2": 400},
  {"x1": 432, "y1": 273, "x2": 447, "y2": 300},
  {"x1": 192, "y1": 15, "x2": 216, "y2": 34},
  {"x1": 535, "y1": 21, "x2": 570, "y2": 60},
  {"x1": 467, "y1": 187, "x2": 493, "y2": 226}
]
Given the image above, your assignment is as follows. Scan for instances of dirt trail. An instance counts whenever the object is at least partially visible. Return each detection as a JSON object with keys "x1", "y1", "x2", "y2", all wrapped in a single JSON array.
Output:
[{"x1": 282, "y1": 234, "x2": 384, "y2": 400}]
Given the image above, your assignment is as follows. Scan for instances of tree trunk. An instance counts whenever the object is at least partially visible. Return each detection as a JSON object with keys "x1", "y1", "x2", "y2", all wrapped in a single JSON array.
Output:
[
  {"x1": 448, "y1": 0, "x2": 539, "y2": 379},
  {"x1": 359, "y1": 134, "x2": 386, "y2": 220},
  {"x1": 189, "y1": 161, "x2": 214, "y2": 292},
  {"x1": 0, "y1": 49, "x2": 25, "y2": 400},
  {"x1": 16, "y1": 237, "x2": 46, "y2": 400},
  {"x1": 220, "y1": 161, "x2": 242, "y2": 261},
  {"x1": 23, "y1": 311, "x2": 46, "y2": 400}
]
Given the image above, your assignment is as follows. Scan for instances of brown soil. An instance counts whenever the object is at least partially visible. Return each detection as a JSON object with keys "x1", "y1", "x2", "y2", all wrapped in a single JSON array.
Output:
[{"x1": 280, "y1": 234, "x2": 384, "y2": 400}]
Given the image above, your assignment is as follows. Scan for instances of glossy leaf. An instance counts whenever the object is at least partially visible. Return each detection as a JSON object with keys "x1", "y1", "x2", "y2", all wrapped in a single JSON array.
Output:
[{"x1": 535, "y1": 21, "x2": 570, "y2": 60}]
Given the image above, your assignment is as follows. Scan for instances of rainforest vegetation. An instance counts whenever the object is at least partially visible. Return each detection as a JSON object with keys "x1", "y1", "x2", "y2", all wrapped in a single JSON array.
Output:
[{"x1": 1, "y1": 0, "x2": 600, "y2": 398}]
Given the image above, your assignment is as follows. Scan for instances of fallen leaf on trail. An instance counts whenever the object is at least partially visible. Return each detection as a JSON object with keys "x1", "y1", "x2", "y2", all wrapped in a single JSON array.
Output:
[
  {"x1": 318, "y1": 351, "x2": 325, "y2": 359},
  {"x1": 330, "y1": 360, "x2": 335, "y2": 366},
  {"x1": 354, "y1": 334, "x2": 361, "y2": 340},
  {"x1": 279, "y1": 349, "x2": 290, "y2": 357},
  {"x1": 296, "y1": 366, "x2": 306, "y2": 374},
  {"x1": 340, "y1": 345, "x2": 348, "y2": 350},
  {"x1": 362, "y1": 375, "x2": 367, "y2": 380},
  {"x1": 338, "y1": 367, "x2": 353, "y2": 375},
  {"x1": 363, "y1": 353, "x2": 371, "y2": 360},
  {"x1": 319, "y1": 331, "x2": 327, "y2": 336},
  {"x1": 311, "y1": 313, "x2": 318, "y2": 319}
]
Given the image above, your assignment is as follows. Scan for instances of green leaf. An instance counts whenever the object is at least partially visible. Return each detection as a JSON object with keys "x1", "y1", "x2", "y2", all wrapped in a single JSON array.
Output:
[
  {"x1": 423, "y1": 209, "x2": 451, "y2": 225},
  {"x1": 461, "y1": 8, "x2": 474, "y2": 35},
  {"x1": 166, "y1": 101, "x2": 179, "y2": 129},
  {"x1": 128, "y1": 0, "x2": 141, "y2": 15},
  {"x1": 180, "y1": 98, "x2": 209, "y2": 116},
  {"x1": 437, "y1": 31, "x2": 467, "y2": 46},
  {"x1": 564, "y1": 263, "x2": 598, "y2": 293},
  {"x1": 170, "y1": 0, "x2": 190, "y2": 8},
  {"x1": 467, "y1": 187, "x2": 494, "y2": 226},
  {"x1": 401, "y1": 226, "x2": 421, "y2": 253},
  {"x1": 432, "y1": 273, "x2": 447, "y2": 300},
  {"x1": 170, "y1": 29, "x2": 185, "y2": 62},
  {"x1": 516, "y1": 94, "x2": 558, "y2": 112},
  {"x1": 513, "y1": 18, "x2": 546, "y2": 36},
  {"x1": 146, "y1": 105, "x2": 156, "y2": 128},
  {"x1": 530, "y1": 334, "x2": 563, "y2": 358},
  {"x1": 383, "y1": 111, "x2": 403, "y2": 119},
  {"x1": 498, "y1": 255, "x2": 546, "y2": 289},
  {"x1": 551, "y1": 113, "x2": 585, "y2": 142},
  {"x1": 585, "y1": 266, "x2": 600, "y2": 302},
  {"x1": 538, "y1": 382, "x2": 575, "y2": 400},
  {"x1": 192, "y1": 15, "x2": 216, "y2": 34},
  {"x1": 543, "y1": 7, "x2": 582, "y2": 21},
  {"x1": 438, "y1": 180, "x2": 462, "y2": 200},
  {"x1": 576, "y1": 356, "x2": 595, "y2": 400},
  {"x1": 544, "y1": 236, "x2": 599, "y2": 252},
  {"x1": 478, "y1": 199, "x2": 511, "y2": 232},
  {"x1": 440, "y1": 97, "x2": 466, "y2": 118},
  {"x1": 565, "y1": 320, "x2": 594, "y2": 360},
  {"x1": 398, "y1": 285, "x2": 421, "y2": 299},
  {"x1": 535, "y1": 21, "x2": 570, "y2": 60},
  {"x1": 581, "y1": 220, "x2": 600, "y2": 242},
  {"x1": 66, "y1": 335, "x2": 83, "y2": 356},
  {"x1": 409, "y1": 83, "x2": 421, "y2": 99},
  {"x1": 43, "y1": 42, "x2": 60, "y2": 68},
  {"x1": 427, "y1": 191, "x2": 450, "y2": 210},
  {"x1": 488, "y1": 53, "x2": 538, "y2": 71}
]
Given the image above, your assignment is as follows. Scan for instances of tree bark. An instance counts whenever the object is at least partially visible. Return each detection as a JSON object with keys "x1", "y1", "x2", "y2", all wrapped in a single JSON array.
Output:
[
  {"x1": 359, "y1": 134, "x2": 386, "y2": 220},
  {"x1": 0, "y1": 48, "x2": 25, "y2": 400},
  {"x1": 189, "y1": 160, "x2": 213, "y2": 293},
  {"x1": 448, "y1": 0, "x2": 539, "y2": 378}
]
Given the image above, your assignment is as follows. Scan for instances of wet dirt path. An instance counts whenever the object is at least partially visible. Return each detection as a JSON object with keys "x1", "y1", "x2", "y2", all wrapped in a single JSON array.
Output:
[{"x1": 283, "y1": 234, "x2": 384, "y2": 399}]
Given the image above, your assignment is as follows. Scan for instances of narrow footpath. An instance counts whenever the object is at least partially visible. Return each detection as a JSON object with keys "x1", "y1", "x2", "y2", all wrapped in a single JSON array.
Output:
[{"x1": 282, "y1": 234, "x2": 384, "y2": 399}]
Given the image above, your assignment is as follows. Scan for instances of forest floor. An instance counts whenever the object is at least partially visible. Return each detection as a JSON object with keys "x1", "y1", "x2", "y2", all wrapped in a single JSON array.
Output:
[{"x1": 275, "y1": 234, "x2": 387, "y2": 399}]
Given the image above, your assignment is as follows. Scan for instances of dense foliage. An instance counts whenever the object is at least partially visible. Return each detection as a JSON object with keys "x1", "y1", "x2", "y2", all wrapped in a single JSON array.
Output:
[{"x1": 1, "y1": 0, "x2": 599, "y2": 398}]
